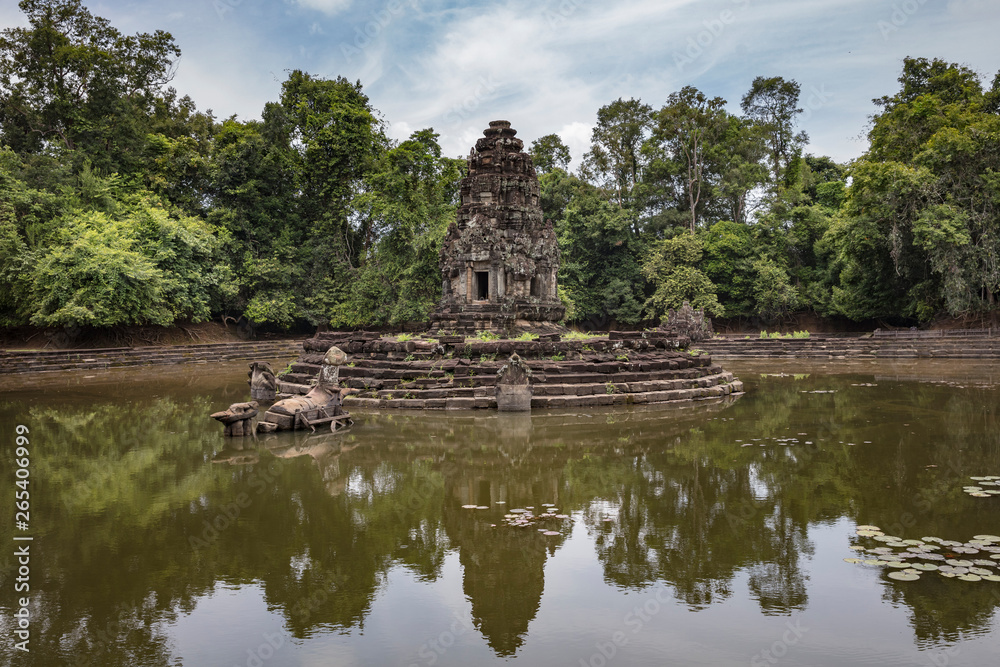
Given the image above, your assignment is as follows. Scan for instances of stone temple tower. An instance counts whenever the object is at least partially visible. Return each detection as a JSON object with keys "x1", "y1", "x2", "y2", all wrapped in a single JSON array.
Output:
[{"x1": 429, "y1": 120, "x2": 565, "y2": 334}]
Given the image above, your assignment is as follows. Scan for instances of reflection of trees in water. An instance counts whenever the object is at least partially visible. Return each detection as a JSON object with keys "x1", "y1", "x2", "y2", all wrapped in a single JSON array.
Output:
[
  {"x1": 3, "y1": 377, "x2": 1000, "y2": 662},
  {"x1": 572, "y1": 449, "x2": 809, "y2": 613}
]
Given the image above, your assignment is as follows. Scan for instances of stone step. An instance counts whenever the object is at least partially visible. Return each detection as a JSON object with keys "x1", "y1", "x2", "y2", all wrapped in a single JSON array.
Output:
[{"x1": 344, "y1": 374, "x2": 743, "y2": 410}]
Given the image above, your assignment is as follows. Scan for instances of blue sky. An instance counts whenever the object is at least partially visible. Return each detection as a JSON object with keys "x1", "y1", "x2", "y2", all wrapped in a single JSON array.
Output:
[{"x1": 3, "y1": 0, "x2": 998, "y2": 168}]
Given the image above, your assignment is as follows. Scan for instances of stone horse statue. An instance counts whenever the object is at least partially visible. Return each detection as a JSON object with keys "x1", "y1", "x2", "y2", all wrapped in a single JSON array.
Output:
[
  {"x1": 210, "y1": 401, "x2": 259, "y2": 438},
  {"x1": 256, "y1": 346, "x2": 354, "y2": 433}
]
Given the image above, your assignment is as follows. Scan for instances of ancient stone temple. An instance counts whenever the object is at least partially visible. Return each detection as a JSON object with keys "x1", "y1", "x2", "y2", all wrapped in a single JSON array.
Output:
[{"x1": 429, "y1": 120, "x2": 565, "y2": 334}]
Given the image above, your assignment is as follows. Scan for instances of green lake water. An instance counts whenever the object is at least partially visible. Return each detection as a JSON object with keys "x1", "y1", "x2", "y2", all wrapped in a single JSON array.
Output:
[{"x1": 2, "y1": 358, "x2": 1000, "y2": 666}]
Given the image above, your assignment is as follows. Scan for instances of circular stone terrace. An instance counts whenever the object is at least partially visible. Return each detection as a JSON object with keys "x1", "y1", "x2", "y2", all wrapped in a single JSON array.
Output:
[{"x1": 277, "y1": 331, "x2": 743, "y2": 410}]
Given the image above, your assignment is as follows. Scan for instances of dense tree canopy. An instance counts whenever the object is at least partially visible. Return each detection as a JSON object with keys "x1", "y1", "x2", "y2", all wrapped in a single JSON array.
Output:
[{"x1": 2, "y1": 1, "x2": 998, "y2": 334}]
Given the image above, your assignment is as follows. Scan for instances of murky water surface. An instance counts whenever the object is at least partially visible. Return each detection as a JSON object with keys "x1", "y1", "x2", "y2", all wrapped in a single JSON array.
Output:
[{"x1": 2, "y1": 358, "x2": 1000, "y2": 666}]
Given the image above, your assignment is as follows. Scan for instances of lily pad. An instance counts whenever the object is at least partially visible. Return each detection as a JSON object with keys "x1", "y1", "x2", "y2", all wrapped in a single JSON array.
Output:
[
  {"x1": 911, "y1": 563, "x2": 939, "y2": 571},
  {"x1": 543, "y1": 531, "x2": 561, "y2": 536},
  {"x1": 958, "y1": 574, "x2": 982, "y2": 581},
  {"x1": 886, "y1": 561, "x2": 909, "y2": 568},
  {"x1": 981, "y1": 574, "x2": 1000, "y2": 582},
  {"x1": 887, "y1": 572, "x2": 920, "y2": 581},
  {"x1": 462, "y1": 505, "x2": 478, "y2": 509},
  {"x1": 843, "y1": 558, "x2": 862, "y2": 564}
]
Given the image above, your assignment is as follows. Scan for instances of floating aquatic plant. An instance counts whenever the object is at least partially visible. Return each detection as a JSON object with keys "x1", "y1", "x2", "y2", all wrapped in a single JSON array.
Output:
[{"x1": 846, "y1": 524, "x2": 1000, "y2": 584}]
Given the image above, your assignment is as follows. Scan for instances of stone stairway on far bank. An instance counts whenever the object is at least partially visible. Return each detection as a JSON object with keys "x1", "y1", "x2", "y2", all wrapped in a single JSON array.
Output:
[
  {"x1": 694, "y1": 333, "x2": 1000, "y2": 359},
  {"x1": 0, "y1": 339, "x2": 305, "y2": 375}
]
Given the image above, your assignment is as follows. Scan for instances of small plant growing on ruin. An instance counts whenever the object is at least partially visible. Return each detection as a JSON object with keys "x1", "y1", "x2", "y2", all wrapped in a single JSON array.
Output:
[
  {"x1": 513, "y1": 332, "x2": 538, "y2": 341},
  {"x1": 551, "y1": 353, "x2": 565, "y2": 361},
  {"x1": 397, "y1": 333, "x2": 413, "y2": 342},
  {"x1": 474, "y1": 330, "x2": 500, "y2": 341},
  {"x1": 605, "y1": 382, "x2": 617, "y2": 394},
  {"x1": 480, "y1": 353, "x2": 497, "y2": 362},
  {"x1": 616, "y1": 353, "x2": 629, "y2": 362},
  {"x1": 404, "y1": 354, "x2": 415, "y2": 361},
  {"x1": 564, "y1": 330, "x2": 605, "y2": 341},
  {"x1": 792, "y1": 330, "x2": 810, "y2": 338},
  {"x1": 404, "y1": 392, "x2": 415, "y2": 399}
]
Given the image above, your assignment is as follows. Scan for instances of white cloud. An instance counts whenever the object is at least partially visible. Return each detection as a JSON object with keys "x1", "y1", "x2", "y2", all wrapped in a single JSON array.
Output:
[
  {"x1": 557, "y1": 122, "x2": 594, "y2": 171},
  {"x1": 297, "y1": 0, "x2": 353, "y2": 16},
  {"x1": 387, "y1": 120, "x2": 413, "y2": 143}
]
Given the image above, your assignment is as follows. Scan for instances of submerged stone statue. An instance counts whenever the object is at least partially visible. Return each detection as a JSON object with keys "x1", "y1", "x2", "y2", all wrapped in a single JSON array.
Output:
[
  {"x1": 210, "y1": 401, "x2": 259, "y2": 437},
  {"x1": 256, "y1": 346, "x2": 354, "y2": 433},
  {"x1": 429, "y1": 120, "x2": 565, "y2": 334},
  {"x1": 495, "y1": 353, "x2": 532, "y2": 412},
  {"x1": 248, "y1": 361, "x2": 277, "y2": 401}
]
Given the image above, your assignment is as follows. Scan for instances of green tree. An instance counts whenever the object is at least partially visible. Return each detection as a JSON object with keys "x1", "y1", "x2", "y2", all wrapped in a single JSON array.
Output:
[
  {"x1": 650, "y1": 86, "x2": 730, "y2": 232},
  {"x1": 740, "y1": 76, "x2": 808, "y2": 192},
  {"x1": 556, "y1": 189, "x2": 647, "y2": 326},
  {"x1": 642, "y1": 233, "x2": 723, "y2": 320},
  {"x1": 582, "y1": 98, "x2": 653, "y2": 209},
  {"x1": 0, "y1": 0, "x2": 181, "y2": 174},
  {"x1": 829, "y1": 57, "x2": 1000, "y2": 321},
  {"x1": 331, "y1": 129, "x2": 463, "y2": 326},
  {"x1": 278, "y1": 71, "x2": 388, "y2": 323},
  {"x1": 702, "y1": 221, "x2": 756, "y2": 317},
  {"x1": 529, "y1": 133, "x2": 571, "y2": 174},
  {"x1": 208, "y1": 110, "x2": 304, "y2": 329}
]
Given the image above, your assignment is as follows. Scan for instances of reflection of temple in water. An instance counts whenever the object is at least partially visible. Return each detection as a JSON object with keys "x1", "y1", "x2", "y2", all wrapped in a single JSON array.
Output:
[{"x1": 248, "y1": 402, "x2": 746, "y2": 654}]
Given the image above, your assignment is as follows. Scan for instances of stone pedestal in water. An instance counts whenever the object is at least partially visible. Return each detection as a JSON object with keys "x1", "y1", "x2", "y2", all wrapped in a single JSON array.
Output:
[{"x1": 495, "y1": 354, "x2": 532, "y2": 411}]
